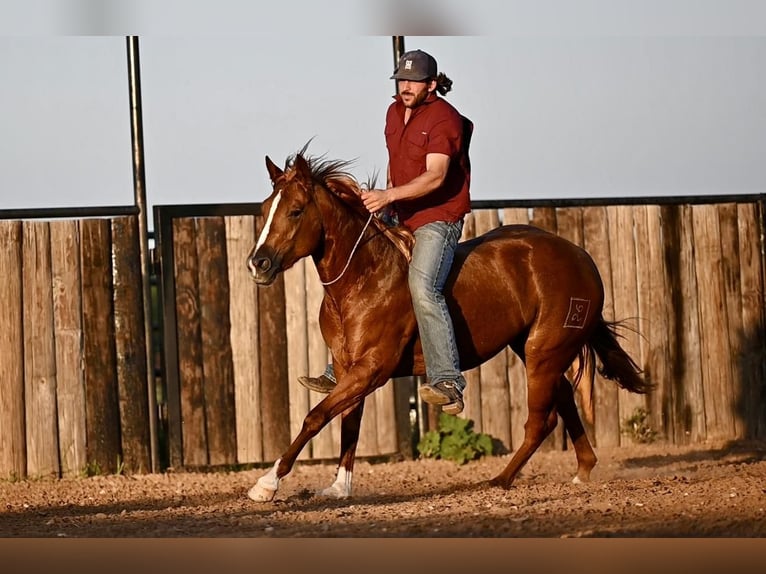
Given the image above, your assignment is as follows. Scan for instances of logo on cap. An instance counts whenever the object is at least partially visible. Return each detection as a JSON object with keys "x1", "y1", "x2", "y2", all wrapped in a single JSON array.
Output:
[{"x1": 404, "y1": 60, "x2": 413, "y2": 70}]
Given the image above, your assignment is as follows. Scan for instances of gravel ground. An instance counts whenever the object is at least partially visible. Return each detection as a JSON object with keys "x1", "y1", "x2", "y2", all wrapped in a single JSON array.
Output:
[{"x1": 2, "y1": 439, "x2": 766, "y2": 538}]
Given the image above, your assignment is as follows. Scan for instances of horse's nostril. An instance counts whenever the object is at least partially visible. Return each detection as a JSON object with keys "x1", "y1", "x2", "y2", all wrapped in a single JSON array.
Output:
[
  {"x1": 247, "y1": 255, "x2": 269, "y2": 275},
  {"x1": 257, "y1": 258, "x2": 271, "y2": 272}
]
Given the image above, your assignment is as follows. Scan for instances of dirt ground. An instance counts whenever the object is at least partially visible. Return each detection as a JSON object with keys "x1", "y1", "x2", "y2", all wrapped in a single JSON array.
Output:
[{"x1": 2, "y1": 439, "x2": 765, "y2": 538}]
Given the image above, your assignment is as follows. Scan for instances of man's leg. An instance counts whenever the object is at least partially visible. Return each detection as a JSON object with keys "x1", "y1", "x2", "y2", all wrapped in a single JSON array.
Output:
[{"x1": 408, "y1": 220, "x2": 466, "y2": 415}]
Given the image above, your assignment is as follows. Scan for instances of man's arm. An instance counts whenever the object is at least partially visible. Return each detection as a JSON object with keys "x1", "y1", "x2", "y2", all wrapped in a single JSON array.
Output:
[{"x1": 364, "y1": 152, "x2": 449, "y2": 214}]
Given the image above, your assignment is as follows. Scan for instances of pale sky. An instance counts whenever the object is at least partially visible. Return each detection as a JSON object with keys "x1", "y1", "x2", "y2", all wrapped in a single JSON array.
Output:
[{"x1": 1, "y1": 2, "x2": 765, "y2": 228}]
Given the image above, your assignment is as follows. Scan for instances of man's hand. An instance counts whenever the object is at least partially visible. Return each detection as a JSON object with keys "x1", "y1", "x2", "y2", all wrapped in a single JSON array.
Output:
[{"x1": 362, "y1": 188, "x2": 393, "y2": 214}]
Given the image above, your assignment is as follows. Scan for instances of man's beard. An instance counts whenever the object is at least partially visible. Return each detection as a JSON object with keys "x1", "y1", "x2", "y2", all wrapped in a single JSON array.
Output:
[{"x1": 401, "y1": 89, "x2": 428, "y2": 109}]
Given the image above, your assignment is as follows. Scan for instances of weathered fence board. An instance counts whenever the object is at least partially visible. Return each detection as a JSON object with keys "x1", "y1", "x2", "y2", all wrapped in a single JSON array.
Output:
[
  {"x1": 358, "y1": 387, "x2": 381, "y2": 457},
  {"x1": 50, "y1": 220, "x2": 87, "y2": 477},
  {"x1": 607, "y1": 206, "x2": 646, "y2": 445},
  {"x1": 693, "y1": 204, "x2": 739, "y2": 440},
  {"x1": 670, "y1": 204, "x2": 707, "y2": 443},
  {"x1": 173, "y1": 217, "x2": 209, "y2": 466},
  {"x1": 255, "y1": 218, "x2": 291, "y2": 462},
  {"x1": 373, "y1": 379, "x2": 400, "y2": 455},
  {"x1": 582, "y1": 206, "x2": 620, "y2": 448},
  {"x1": 112, "y1": 216, "x2": 152, "y2": 474},
  {"x1": 284, "y1": 258, "x2": 312, "y2": 461},
  {"x1": 632, "y1": 206, "x2": 654, "y2": 430},
  {"x1": 737, "y1": 202, "x2": 766, "y2": 438},
  {"x1": 392, "y1": 377, "x2": 416, "y2": 458},
  {"x1": 22, "y1": 221, "x2": 60, "y2": 478},
  {"x1": 717, "y1": 203, "x2": 746, "y2": 439},
  {"x1": 196, "y1": 217, "x2": 238, "y2": 466},
  {"x1": 80, "y1": 218, "x2": 121, "y2": 474},
  {"x1": 0, "y1": 220, "x2": 26, "y2": 479},
  {"x1": 635, "y1": 205, "x2": 674, "y2": 441},
  {"x1": 531, "y1": 206, "x2": 557, "y2": 235},
  {"x1": 225, "y1": 215, "x2": 263, "y2": 463}
]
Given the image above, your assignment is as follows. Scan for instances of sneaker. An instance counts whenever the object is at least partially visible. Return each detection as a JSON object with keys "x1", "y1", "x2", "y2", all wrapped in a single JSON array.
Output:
[
  {"x1": 419, "y1": 380, "x2": 464, "y2": 415},
  {"x1": 297, "y1": 374, "x2": 336, "y2": 394}
]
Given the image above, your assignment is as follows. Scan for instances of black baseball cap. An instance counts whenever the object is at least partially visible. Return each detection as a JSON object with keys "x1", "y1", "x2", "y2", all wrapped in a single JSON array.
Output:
[{"x1": 390, "y1": 49, "x2": 437, "y2": 82}]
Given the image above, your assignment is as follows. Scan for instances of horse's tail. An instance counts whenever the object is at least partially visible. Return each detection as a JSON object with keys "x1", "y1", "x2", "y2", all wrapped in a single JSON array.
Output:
[{"x1": 574, "y1": 317, "x2": 653, "y2": 424}]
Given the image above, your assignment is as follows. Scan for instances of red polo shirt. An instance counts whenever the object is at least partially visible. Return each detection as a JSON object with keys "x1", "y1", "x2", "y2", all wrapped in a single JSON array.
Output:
[{"x1": 384, "y1": 93, "x2": 472, "y2": 231}]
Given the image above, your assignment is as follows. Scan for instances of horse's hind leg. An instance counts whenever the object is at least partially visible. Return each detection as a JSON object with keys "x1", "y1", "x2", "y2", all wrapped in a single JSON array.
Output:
[
  {"x1": 556, "y1": 376, "x2": 597, "y2": 483},
  {"x1": 490, "y1": 367, "x2": 560, "y2": 489},
  {"x1": 318, "y1": 400, "x2": 365, "y2": 499}
]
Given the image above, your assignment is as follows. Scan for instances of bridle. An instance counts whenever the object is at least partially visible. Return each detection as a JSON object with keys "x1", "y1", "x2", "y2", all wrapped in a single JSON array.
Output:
[{"x1": 320, "y1": 212, "x2": 374, "y2": 286}]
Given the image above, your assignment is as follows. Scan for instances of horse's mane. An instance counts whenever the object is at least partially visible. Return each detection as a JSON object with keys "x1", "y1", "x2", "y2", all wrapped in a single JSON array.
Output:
[
  {"x1": 285, "y1": 146, "x2": 366, "y2": 200},
  {"x1": 285, "y1": 149, "x2": 415, "y2": 262}
]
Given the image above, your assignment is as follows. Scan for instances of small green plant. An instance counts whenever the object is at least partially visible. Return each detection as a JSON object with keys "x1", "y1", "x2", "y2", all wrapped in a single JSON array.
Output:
[
  {"x1": 82, "y1": 461, "x2": 103, "y2": 477},
  {"x1": 80, "y1": 456, "x2": 130, "y2": 477},
  {"x1": 2, "y1": 471, "x2": 21, "y2": 483},
  {"x1": 417, "y1": 412, "x2": 494, "y2": 464},
  {"x1": 622, "y1": 407, "x2": 658, "y2": 443}
]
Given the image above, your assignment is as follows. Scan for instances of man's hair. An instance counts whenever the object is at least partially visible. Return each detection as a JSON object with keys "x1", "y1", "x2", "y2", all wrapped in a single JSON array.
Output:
[{"x1": 435, "y1": 73, "x2": 453, "y2": 96}]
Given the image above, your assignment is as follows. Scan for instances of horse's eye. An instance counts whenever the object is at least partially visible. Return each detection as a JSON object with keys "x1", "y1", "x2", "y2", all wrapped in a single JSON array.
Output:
[{"x1": 288, "y1": 209, "x2": 303, "y2": 219}]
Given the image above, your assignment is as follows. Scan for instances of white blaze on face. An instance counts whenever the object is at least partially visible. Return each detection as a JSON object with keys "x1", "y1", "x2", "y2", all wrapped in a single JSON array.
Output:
[{"x1": 255, "y1": 191, "x2": 282, "y2": 252}]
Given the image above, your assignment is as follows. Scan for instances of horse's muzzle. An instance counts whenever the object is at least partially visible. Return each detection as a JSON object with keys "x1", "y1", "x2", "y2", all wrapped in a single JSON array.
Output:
[{"x1": 247, "y1": 249, "x2": 279, "y2": 285}]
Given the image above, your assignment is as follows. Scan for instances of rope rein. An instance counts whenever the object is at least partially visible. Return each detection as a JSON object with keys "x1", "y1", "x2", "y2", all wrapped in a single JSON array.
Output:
[{"x1": 320, "y1": 212, "x2": 374, "y2": 286}]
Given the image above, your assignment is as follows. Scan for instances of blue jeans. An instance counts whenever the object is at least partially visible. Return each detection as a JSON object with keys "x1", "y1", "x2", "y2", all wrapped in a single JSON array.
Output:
[
  {"x1": 319, "y1": 220, "x2": 465, "y2": 391},
  {"x1": 409, "y1": 220, "x2": 466, "y2": 392}
]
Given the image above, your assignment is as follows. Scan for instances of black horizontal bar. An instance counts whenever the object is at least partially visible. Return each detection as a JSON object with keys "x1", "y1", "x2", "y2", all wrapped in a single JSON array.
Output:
[
  {"x1": 152, "y1": 203, "x2": 263, "y2": 220},
  {"x1": 0, "y1": 205, "x2": 139, "y2": 221}
]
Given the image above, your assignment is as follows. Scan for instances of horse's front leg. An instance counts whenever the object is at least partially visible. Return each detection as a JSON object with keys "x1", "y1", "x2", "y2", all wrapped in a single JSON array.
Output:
[
  {"x1": 247, "y1": 381, "x2": 370, "y2": 502},
  {"x1": 317, "y1": 400, "x2": 365, "y2": 499}
]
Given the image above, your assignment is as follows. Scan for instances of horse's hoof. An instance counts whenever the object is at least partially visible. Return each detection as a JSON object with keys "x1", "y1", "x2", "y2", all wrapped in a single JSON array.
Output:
[
  {"x1": 248, "y1": 483, "x2": 277, "y2": 502},
  {"x1": 488, "y1": 476, "x2": 511, "y2": 490},
  {"x1": 317, "y1": 483, "x2": 351, "y2": 499},
  {"x1": 572, "y1": 474, "x2": 590, "y2": 485}
]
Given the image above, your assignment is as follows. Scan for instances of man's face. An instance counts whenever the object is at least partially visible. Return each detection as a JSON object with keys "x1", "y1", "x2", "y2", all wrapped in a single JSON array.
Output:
[{"x1": 397, "y1": 79, "x2": 434, "y2": 109}]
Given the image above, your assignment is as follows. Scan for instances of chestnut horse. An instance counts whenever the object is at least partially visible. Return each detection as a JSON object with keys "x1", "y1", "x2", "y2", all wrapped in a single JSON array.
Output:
[{"x1": 246, "y1": 151, "x2": 650, "y2": 502}]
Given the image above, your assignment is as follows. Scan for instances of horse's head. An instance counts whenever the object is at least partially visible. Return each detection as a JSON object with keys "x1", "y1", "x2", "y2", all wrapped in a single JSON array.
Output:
[
  {"x1": 248, "y1": 149, "x2": 414, "y2": 286},
  {"x1": 247, "y1": 153, "x2": 324, "y2": 285}
]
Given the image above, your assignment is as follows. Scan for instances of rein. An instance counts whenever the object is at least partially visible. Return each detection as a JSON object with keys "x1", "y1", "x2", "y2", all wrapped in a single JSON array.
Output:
[{"x1": 320, "y1": 212, "x2": 374, "y2": 286}]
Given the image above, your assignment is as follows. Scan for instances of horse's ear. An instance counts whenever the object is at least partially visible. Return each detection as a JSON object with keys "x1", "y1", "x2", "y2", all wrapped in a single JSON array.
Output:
[
  {"x1": 265, "y1": 155, "x2": 283, "y2": 184},
  {"x1": 294, "y1": 153, "x2": 312, "y2": 181}
]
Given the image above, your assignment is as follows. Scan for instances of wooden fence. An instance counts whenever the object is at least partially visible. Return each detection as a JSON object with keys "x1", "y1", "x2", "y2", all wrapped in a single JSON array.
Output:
[
  {"x1": 154, "y1": 195, "x2": 766, "y2": 470},
  {"x1": 0, "y1": 209, "x2": 151, "y2": 480},
  {"x1": 1, "y1": 196, "x2": 763, "y2": 478}
]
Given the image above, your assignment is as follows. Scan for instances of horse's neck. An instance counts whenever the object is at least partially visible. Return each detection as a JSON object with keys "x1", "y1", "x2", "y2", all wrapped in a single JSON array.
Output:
[{"x1": 314, "y1": 198, "x2": 406, "y2": 289}]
